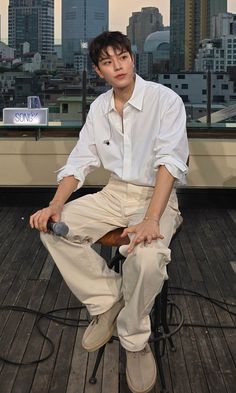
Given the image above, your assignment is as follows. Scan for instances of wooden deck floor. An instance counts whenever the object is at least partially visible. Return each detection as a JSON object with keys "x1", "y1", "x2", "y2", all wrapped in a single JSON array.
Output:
[{"x1": 0, "y1": 206, "x2": 235, "y2": 393}]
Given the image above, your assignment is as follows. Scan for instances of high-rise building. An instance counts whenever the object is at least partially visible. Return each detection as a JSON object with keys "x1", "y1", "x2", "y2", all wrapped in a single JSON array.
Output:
[
  {"x1": 127, "y1": 7, "x2": 163, "y2": 54},
  {"x1": 8, "y1": 0, "x2": 54, "y2": 57},
  {"x1": 62, "y1": 0, "x2": 108, "y2": 66},
  {"x1": 170, "y1": 0, "x2": 185, "y2": 72},
  {"x1": 170, "y1": 0, "x2": 227, "y2": 71}
]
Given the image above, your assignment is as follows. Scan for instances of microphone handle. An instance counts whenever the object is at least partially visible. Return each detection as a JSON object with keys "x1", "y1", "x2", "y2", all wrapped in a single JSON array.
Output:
[{"x1": 47, "y1": 220, "x2": 69, "y2": 236}]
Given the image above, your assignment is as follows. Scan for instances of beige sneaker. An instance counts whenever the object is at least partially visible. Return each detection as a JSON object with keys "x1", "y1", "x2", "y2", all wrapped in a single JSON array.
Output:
[
  {"x1": 82, "y1": 298, "x2": 124, "y2": 352},
  {"x1": 126, "y1": 344, "x2": 157, "y2": 393}
]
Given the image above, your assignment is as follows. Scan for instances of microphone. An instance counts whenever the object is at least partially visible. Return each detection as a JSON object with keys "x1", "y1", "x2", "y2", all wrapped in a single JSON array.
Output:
[
  {"x1": 47, "y1": 221, "x2": 69, "y2": 236},
  {"x1": 103, "y1": 139, "x2": 110, "y2": 145}
]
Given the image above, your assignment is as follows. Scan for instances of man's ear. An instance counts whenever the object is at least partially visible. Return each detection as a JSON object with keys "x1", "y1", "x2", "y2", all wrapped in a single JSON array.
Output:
[
  {"x1": 131, "y1": 53, "x2": 135, "y2": 66},
  {"x1": 94, "y1": 65, "x2": 104, "y2": 79}
]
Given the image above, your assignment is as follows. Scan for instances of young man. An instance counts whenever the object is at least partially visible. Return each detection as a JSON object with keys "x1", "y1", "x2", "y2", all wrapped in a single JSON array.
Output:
[{"x1": 30, "y1": 31, "x2": 188, "y2": 393}]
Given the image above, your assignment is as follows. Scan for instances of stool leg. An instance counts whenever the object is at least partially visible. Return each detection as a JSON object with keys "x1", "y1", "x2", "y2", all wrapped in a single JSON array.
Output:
[
  {"x1": 153, "y1": 340, "x2": 168, "y2": 393},
  {"x1": 152, "y1": 297, "x2": 168, "y2": 392},
  {"x1": 161, "y1": 282, "x2": 176, "y2": 352},
  {"x1": 89, "y1": 344, "x2": 106, "y2": 384}
]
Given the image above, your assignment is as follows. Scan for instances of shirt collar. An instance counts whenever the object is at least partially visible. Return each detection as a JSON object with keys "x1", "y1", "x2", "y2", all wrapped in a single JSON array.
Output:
[{"x1": 104, "y1": 74, "x2": 146, "y2": 115}]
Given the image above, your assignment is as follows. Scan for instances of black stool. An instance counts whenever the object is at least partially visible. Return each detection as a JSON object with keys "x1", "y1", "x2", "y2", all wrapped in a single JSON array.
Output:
[{"x1": 89, "y1": 228, "x2": 184, "y2": 393}]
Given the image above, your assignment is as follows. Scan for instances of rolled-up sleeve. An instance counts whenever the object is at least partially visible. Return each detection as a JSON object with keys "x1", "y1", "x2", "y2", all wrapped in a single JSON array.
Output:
[
  {"x1": 56, "y1": 109, "x2": 101, "y2": 189},
  {"x1": 154, "y1": 94, "x2": 189, "y2": 184}
]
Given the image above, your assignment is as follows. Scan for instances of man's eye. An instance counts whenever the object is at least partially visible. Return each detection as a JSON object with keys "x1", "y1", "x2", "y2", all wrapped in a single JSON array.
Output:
[{"x1": 121, "y1": 55, "x2": 128, "y2": 60}]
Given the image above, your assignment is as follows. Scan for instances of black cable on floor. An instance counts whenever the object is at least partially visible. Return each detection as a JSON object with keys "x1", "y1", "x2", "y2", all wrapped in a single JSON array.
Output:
[
  {"x1": 0, "y1": 286, "x2": 235, "y2": 366},
  {"x1": 0, "y1": 304, "x2": 88, "y2": 366}
]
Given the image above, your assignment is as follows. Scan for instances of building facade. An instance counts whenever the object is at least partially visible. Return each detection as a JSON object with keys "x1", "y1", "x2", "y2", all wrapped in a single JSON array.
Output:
[
  {"x1": 158, "y1": 72, "x2": 235, "y2": 106},
  {"x1": 195, "y1": 35, "x2": 236, "y2": 72},
  {"x1": 144, "y1": 30, "x2": 170, "y2": 73},
  {"x1": 212, "y1": 12, "x2": 236, "y2": 38},
  {"x1": 0, "y1": 41, "x2": 15, "y2": 60},
  {"x1": 170, "y1": 0, "x2": 227, "y2": 72},
  {"x1": 8, "y1": 0, "x2": 54, "y2": 57},
  {"x1": 127, "y1": 7, "x2": 163, "y2": 54},
  {"x1": 62, "y1": 0, "x2": 108, "y2": 66}
]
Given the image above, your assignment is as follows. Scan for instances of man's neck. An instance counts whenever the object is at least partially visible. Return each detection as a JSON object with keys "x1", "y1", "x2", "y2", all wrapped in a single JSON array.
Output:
[{"x1": 113, "y1": 76, "x2": 135, "y2": 115}]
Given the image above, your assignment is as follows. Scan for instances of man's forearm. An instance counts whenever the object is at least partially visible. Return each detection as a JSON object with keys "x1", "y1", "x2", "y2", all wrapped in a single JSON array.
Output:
[
  {"x1": 145, "y1": 166, "x2": 175, "y2": 223},
  {"x1": 49, "y1": 176, "x2": 80, "y2": 207}
]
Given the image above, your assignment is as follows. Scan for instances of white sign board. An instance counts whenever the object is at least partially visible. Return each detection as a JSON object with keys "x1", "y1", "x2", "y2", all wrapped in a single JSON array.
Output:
[{"x1": 3, "y1": 108, "x2": 48, "y2": 126}]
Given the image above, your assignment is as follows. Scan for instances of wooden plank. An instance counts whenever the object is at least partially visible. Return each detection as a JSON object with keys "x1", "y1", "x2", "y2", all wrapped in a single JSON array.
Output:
[
  {"x1": 39, "y1": 254, "x2": 55, "y2": 281},
  {"x1": 49, "y1": 293, "x2": 84, "y2": 393},
  {"x1": 29, "y1": 277, "x2": 73, "y2": 393},
  {"x1": 9, "y1": 268, "x2": 63, "y2": 393},
  {"x1": 0, "y1": 279, "x2": 39, "y2": 388},
  {"x1": 0, "y1": 280, "x2": 49, "y2": 393},
  {"x1": 102, "y1": 340, "x2": 119, "y2": 393},
  {"x1": 66, "y1": 307, "x2": 89, "y2": 393}
]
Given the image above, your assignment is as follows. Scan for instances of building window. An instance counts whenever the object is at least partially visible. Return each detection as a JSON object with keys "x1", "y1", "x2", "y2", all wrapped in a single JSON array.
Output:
[
  {"x1": 179, "y1": 95, "x2": 189, "y2": 102},
  {"x1": 222, "y1": 84, "x2": 228, "y2": 90},
  {"x1": 163, "y1": 74, "x2": 170, "y2": 79},
  {"x1": 164, "y1": 84, "x2": 172, "y2": 88},
  {"x1": 217, "y1": 75, "x2": 223, "y2": 79},
  {"x1": 181, "y1": 84, "x2": 188, "y2": 89},
  {"x1": 177, "y1": 74, "x2": 185, "y2": 79},
  {"x1": 213, "y1": 95, "x2": 225, "y2": 102},
  {"x1": 202, "y1": 89, "x2": 206, "y2": 95},
  {"x1": 62, "y1": 103, "x2": 68, "y2": 113}
]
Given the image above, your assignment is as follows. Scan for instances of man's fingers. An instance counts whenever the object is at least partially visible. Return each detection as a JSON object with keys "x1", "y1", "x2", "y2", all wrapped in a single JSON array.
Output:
[
  {"x1": 121, "y1": 226, "x2": 136, "y2": 237},
  {"x1": 29, "y1": 208, "x2": 52, "y2": 232}
]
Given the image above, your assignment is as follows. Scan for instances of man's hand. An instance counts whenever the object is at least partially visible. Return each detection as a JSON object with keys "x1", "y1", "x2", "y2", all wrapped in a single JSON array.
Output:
[
  {"x1": 29, "y1": 201, "x2": 63, "y2": 233},
  {"x1": 120, "y1": 218, "x2": 164, "y2": 254}
]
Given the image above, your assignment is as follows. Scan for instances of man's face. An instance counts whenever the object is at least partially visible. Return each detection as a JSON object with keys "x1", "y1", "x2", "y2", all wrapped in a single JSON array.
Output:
[{"x1": 94, "y1": 46, "x2": 135, "y2": 89}]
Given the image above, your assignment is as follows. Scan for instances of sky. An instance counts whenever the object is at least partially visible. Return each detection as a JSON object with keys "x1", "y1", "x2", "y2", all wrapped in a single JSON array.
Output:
[{"x1": 0, "y1": 0, "x2": 236, "y2": 41}]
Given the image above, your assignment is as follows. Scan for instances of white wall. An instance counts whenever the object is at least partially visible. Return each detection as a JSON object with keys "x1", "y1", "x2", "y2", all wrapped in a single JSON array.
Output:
[{"x1": 0, "y1": 138, "x2": 235, "y2": 188}]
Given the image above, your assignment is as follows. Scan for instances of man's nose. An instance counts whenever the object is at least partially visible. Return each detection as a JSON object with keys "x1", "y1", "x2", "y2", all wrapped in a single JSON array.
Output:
[{"x1": 113, "y1": 59, "x2": 122, "y2": 71}]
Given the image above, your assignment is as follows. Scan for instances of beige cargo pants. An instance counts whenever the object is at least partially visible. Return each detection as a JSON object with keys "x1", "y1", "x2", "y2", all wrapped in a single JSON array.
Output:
[{"x1": 40, "y1": 178, "x2": 182, "y2": 351}]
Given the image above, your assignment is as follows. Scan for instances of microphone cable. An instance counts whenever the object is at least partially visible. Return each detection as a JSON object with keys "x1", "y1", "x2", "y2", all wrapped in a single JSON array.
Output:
[{"x1": 0, "y1": 286, "x2": 235, "y2": 366}]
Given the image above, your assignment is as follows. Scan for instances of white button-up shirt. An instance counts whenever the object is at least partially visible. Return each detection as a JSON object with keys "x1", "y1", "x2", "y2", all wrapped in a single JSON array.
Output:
[{"x1": 57, "y1": 74, "x2": 189, "y2": 188}]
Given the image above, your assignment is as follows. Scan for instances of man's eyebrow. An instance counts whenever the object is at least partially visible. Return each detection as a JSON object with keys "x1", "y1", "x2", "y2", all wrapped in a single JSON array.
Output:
[
  {"x1": 99, "y1": 49, "x2": 128, "y2": 61},
  {"x1": 99, "y1": 54, "x2": 111, "y2": 61}
]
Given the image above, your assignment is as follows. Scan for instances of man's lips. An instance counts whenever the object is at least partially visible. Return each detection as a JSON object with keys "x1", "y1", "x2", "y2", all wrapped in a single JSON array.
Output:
[{"x1": 115, "y1": 73, "x2": 127, "y2": 79}]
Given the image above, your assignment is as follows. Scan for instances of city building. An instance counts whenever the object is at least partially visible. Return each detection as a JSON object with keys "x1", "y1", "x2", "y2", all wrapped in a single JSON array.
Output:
[
  {"x1": 8, "y1": 0, "x2": 54, "y2": 57},
  {"x1": 195, "y1": 35, "x2": 236, "y2": 72},
  {"x1": 0, "y1": 41, "x2": 15, "y2": 60},
  {"x1": 170, "y1": 0, "x2": 227, "y2": 72},
  {"x1": 21, "y1": 52, "x2": 41, "y2": 73},
  {"x1": 62, "y1": 0, "x2": 108, "y2": 66},
  {"x1": 127, "y1": 7, "x2": 163, "y2": 54},
  {"x1": 158, "y1": 72, "x2": 235, "y2": 108},
  {"x1": 134, "y1": 52, "x2": 153, "y2": 80},
  {"x1": 195, "y1": 12, "x2": 236, "y2": 72},
  {"x1": 212, "y1": 12, "x2": 236, "y2": 38},
  {"x1": 144, "y1": 30, "x2": 170, "y2": 73}
]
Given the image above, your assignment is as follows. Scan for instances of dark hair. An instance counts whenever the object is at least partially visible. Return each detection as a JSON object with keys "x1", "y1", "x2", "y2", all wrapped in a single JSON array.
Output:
[{"x1": 89, "y1": 31, "x2": 132, "y2": 67}]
